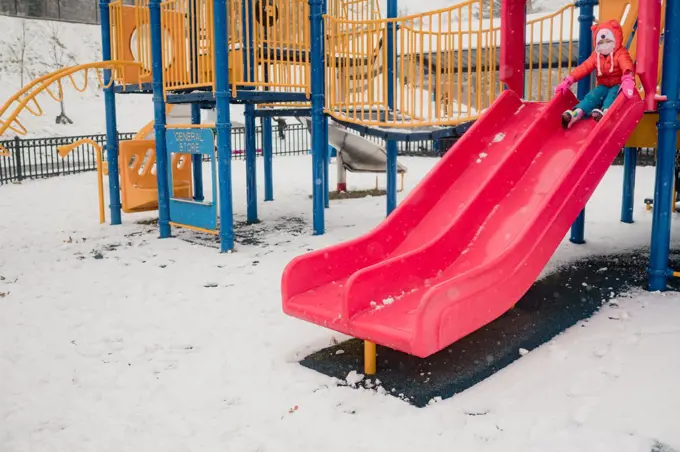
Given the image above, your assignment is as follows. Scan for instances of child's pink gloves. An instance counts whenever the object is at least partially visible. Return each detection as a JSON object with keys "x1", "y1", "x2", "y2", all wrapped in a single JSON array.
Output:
[
  {"x1": 620, "y1": 73, "x2": 636, "y2": 98},
  {"x1": 554, "y1": 76, "x2": 575, "y2": 95}
]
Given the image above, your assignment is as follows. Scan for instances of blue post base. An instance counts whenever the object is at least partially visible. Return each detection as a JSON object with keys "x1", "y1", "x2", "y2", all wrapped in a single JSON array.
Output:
[
  {"x1": 244, "y1": 103, "x2": 259, "y2": 223},
  {"x1": 621, "y1": 147, "x2": 636, "y2": 223},
  {"x1": 569, "y1": 209, "x2": 586, "y2": 244},
  {"x1": 263, "y1": 116, "x2": 274, "y2": 201}
]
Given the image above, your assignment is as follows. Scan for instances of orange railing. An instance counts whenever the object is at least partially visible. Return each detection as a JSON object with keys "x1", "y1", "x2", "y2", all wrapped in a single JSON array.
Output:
[
  {"x1": 325, "y1": 0, "x2": 501, "y2": 127},
  {"x1": 133, "y1": 0, "x2": 153, "y2": 81},
  {"x1": 525, "y1": 3, "x2": 577, "y2": 102},
  {"x1": 160, "y1": 0, "x2": 215, "y2": 92},
  {"x1": 242, "y1": 0, "x2": 310, "y2": 94},
  {"x1": 108, "y1": 0, "x2": 126, "y2": 82}
]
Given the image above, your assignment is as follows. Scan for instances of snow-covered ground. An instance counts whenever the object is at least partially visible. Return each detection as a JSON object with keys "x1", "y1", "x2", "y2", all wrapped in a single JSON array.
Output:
[{"x1": 1, "y1": 155, "x2": 679, "y2": 452}]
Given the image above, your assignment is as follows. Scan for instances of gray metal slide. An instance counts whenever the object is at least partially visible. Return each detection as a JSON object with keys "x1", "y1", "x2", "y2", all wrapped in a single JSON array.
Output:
[{"x1": 302, "y1": 117, "x2": 407, "y2": 175}]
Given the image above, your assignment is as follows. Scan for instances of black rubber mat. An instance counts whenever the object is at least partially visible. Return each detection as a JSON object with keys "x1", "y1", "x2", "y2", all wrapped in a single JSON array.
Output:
[{"x1": 300, "y1": 250, "x2": 680, "y2": 407}]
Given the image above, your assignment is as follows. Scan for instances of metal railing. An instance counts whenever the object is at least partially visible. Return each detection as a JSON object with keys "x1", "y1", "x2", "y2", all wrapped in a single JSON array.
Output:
[{"x1": 325, "y1": 0, "x2": 502, "y2": 127}]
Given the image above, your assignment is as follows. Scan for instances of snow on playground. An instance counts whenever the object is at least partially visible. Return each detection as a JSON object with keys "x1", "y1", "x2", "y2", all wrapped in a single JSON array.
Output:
[{"x1": 1, "y1": 156, "x2": 680, "y2": 452}]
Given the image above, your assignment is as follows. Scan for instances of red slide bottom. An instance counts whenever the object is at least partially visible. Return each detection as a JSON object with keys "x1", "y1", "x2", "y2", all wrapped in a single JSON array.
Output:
[{"x1": 282, "y1": 90, "x2": 644, "y2": 358}]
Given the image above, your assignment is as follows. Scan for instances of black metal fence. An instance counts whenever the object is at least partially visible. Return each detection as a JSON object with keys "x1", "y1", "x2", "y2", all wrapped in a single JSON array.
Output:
[
  {"x1": 0, "y1": 125, "x2": 315, "y2": 185},
  {"x1": 0, "y1": 123, "x2": 659, "y2": 186}
]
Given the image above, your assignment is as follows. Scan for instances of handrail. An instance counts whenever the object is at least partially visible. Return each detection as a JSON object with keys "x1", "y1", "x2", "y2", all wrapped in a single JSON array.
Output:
[{"x1": 57, "y1": 138, "x2": 106, "y2": 224}]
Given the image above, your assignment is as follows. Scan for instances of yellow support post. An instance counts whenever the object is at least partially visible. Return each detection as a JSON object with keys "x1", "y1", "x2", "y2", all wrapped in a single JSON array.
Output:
[{"x1": 364, "y1": 340, "x2": 376, "y2": 375}]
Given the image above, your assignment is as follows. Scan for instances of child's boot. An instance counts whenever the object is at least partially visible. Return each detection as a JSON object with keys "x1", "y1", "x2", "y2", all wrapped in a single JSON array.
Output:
[
  {"x1": 591, "y1": 108, "x2": 605, "y2": 122},
  {"x1": 561, "y1": 109, "x2": 584, "y2": 130}
]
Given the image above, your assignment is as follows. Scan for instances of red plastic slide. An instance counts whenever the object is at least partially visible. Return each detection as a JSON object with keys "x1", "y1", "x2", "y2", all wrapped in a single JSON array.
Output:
[{"x1": 282, "y1": 89, "x2": 644, "y2": 358}]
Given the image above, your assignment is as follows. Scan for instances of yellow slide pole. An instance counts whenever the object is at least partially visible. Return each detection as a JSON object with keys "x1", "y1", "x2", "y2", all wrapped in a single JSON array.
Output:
[
  {"x1": 57, "y1": 139, "x2": 106, "y2": 224},
  {"x1": 364, "y1": 340, "x2": 377, "y2": 375}
]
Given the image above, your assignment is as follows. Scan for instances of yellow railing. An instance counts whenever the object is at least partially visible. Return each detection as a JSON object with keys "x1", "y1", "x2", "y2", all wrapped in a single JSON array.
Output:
[
  {"x1": 0, "y1": 61, "x2": 141, "y2": 154},
  {"x1": 328, "y1": 0, "x2": 381, "y2": 26},
  {"x1": 58, "y1": 139, "x2": 106, "y2": 224},
  {"x1": 325, "y1": 0, "x2": 501, "y2": 127},
  {"x1": 525, "y1": 3, "x2": 577, "y2": 102},
  {"x1": 109, "y1": 0, "x2": 126, "y2": 82},
  {"x1": 160, "y1": 0, "x2": 215, "y2": 92},
  {"x1": 134, "y1": 0, "x2": 153, "y2": 80},
  {"x1": 160, "y1": 0, "x2": 310, "y2": 96},
  {"x1": 244, "y1": 0, "x2": 310, "y2": 94}
]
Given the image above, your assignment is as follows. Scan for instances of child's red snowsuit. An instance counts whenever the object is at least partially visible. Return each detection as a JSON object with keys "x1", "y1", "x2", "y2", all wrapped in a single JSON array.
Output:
[{"x1": 569, "y1": 19, "x2": 634, "y2": 87}]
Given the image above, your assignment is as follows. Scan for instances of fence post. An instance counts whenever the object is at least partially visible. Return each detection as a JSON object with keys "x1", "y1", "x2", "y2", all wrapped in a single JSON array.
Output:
[{"x1": 13, "y1": 137, "x2": 23, "y2": 182}]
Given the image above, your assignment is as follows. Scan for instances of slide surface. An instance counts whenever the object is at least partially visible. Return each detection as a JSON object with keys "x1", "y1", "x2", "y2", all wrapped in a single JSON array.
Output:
[
  {"x1": 303, "y1": 117, "x2": 407, "y2": 174},
  {"x1": 282, "y1": 89, "x2": 644, "y2": 358}
]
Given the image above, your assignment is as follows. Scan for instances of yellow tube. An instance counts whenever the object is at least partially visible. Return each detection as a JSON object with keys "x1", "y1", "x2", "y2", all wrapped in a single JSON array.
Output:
[{"x1": 364, "y1": 340, "x2": 376, "y2": 375}]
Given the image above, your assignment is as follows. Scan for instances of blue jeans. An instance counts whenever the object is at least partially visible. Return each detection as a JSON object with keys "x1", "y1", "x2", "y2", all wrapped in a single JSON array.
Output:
[{"x1": 574, "y1": 84, "x2": 621, "y2": 116}]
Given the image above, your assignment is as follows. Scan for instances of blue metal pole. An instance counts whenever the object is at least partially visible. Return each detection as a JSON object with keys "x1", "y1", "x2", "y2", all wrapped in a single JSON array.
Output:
[
  {"x1": 99, "y1": 0, "x2": 122, "y2": 225},
  {"x1": 570, "y1": 0, "x2": 597, "y2": 244},
  {"x1": 262, "y1": 116, "x2": 274, "y2": 201},
  {"x1": 149, "y1": 0, "x2": 171, "y2": 238},
  {"x1": 309, "y1": 0, "x2": 325, "y2": 235},
  {"x1": 386, "y1": 0, "x2": 398, "y2": 215},
  {"x1": 244, "y1": 103, "x2": 259, "y2": 223},
  {"x1": 648, "y1": 0, "x2": 680, "y2": 291},
  {"x1": 214, "y1": 0, "x2": 235, "y2": 252},
  {"x1": 621, "y1": 147, "x2": 636, "y2": 223},
  {"x1": 191, "y1": 103, "x2": 205, "y2": 202}
]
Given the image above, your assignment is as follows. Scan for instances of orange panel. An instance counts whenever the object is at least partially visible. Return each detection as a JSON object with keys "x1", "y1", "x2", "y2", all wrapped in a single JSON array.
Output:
[
  {"x1": 116, "y1": 5, "x2": 187, "y2": 86},
  {"x1": 119, "y1": 139, "x2": 193, "y2": 213}
]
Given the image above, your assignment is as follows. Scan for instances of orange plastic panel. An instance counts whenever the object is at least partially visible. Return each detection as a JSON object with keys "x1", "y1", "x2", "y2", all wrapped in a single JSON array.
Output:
[
  {"x1": 115, "y1": 5, "x2": 187, "y2": 86},
  {"x1": 119, "y1": 139, "x2": 192, "y2": 213}
]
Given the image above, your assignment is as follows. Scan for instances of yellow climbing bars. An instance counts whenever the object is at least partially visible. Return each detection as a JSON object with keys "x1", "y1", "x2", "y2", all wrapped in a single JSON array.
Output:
[
  {"x1": 325, "y1": 0, "x2": 502, "y2": 127},
  {"x1": 0, "y1": 61, "x2": 141, "y2": 155},
  {"x1": 525, "y1": 3, "x2": 576, "y2": 102}
]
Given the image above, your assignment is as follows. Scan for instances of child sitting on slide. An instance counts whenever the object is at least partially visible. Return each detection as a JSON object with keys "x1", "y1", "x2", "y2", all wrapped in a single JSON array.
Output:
[{"x1": 554, "y1": 19, "x2": 637, "y2": 129}]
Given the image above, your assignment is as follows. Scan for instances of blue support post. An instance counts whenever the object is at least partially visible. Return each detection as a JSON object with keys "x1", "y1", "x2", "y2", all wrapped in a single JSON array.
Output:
[
  {"x1": 191, "y1": 103, "x2": 205, "y2": 202},
  {"x1": 214, "y1": 0, "x2": 235, "y2": 251},
  {"x1": 262, "y1": 116, "x2": 274, "y2": 201},
  {"x1": 99, "y1": 0, "x2": 122, "y2": 225},
  {"x1": 386, "y1": 0, "x2": 398, "y2": 215},
  {"x1": 149, "y1": 0, "x2": 171, "y2": 238},
  {"x1": 309, "y1": 0, "x2": 325, "y2": 235},
  {"x1": 621, "y1": 147, "x2": 637, "y2": 223},
  {"x1": 244, "y1": 103, "x2": 259, "y2": 223},
  {"x1": 570, "y1": 0, "x2": 597, "y2": 244},
  {"x1": 648, "y1": 0, "x2": 680, "y2": 291}
]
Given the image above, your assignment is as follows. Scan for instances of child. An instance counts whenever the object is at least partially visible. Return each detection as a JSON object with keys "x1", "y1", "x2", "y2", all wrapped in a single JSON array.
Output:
[{"x1": 554, "y1": 19, "x2": 637, "y2": 129}]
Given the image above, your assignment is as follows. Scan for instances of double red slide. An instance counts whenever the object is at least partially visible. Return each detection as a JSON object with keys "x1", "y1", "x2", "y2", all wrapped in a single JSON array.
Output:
[{"x1": 282, "y1": 89, "x2": 644, "y2": 358}]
